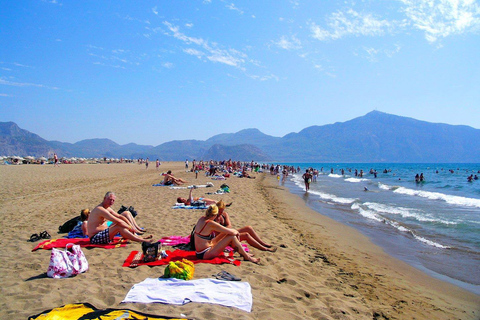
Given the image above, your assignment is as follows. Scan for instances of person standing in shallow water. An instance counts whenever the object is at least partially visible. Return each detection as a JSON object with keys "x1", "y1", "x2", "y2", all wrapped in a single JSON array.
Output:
[{"x1": 302, "y1": 169, "x2": 312, "y2": 192}]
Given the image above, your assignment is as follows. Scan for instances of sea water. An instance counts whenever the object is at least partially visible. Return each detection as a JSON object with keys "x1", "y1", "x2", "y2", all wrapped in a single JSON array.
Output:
[{"x1": 278, "y1": 163, "x2": 480, "y2": 295}]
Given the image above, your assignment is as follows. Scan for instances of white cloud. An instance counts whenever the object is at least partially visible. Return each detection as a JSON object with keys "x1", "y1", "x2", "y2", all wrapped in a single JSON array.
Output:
[
  {"x1": 152, "y1": 6, "x2": 158, "y2": 15},
  {"x1": 248, "y1": 74, "x2": 280, "y2": 81},
  {"x1": 163, "y1": 21, "x2": 248, "y2": 70},
  {"x1": 163, "y1": 22, "x2": 205, "y2": 46},
  {"x1": 356, "y1": 44, "x2": 402, "y2": 62},
  {"x1": 310, "y1": 9, "x2": 398, "y2": 41},
  {"x1": 0, "y1": 78, "x2": 59, "y2": 90},
  {"x1": 399, "y1": 0, "x2": 480, "y2": 42},
  {"x1": 226, "y1": 3, "x2": 244, "y2": 14},
  {"x1": 162, "y1": 62, "x2": 174, "y2": 68},
  {"x1": 274, "y1": 35, "x2": 302, "y2": 50},
  {"x1": 0, "y1": 93, "x2": 13, "y2": 97},
  {"x1": 185, "y1": 23, "x2": 194, "y2": 28},
  {"x1": 13, "y1": 62, "x2": 33, "y2": 68},
  {"x1": 42, "y1": 0, "x2": 61, "y2": 5},
  {"x1": 184, "y1": 48, "x2": 204, "y2": 58}
]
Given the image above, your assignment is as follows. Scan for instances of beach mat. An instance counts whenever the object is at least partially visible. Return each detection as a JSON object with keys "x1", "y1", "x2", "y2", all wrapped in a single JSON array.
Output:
[
  {"x1": 123, "y1": 249, "x2": 241, "y2": 268},
  {"x1": 32, "y1": 237, "x2": 128, "y2": 251},
  {"x1": 171, "y1": 205, "x2": 208, "y2": 209},
  {"x1": 28, "y1": 302, "x2": 189, "y2": 319}
]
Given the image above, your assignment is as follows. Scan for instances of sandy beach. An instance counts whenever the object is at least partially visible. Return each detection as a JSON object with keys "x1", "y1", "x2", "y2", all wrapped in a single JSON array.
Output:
[{"x1": 0, "y1": 162, "x2": 479, "y2": 319}]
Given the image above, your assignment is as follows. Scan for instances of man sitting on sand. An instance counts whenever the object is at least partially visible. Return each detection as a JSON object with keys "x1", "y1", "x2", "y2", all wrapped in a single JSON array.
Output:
[
  {"x1": 162, "y1": 170, "x2": 187, "y2": 185},
  {"x1": 88, "y1": 192, "x2": 154, "y2": 244}
]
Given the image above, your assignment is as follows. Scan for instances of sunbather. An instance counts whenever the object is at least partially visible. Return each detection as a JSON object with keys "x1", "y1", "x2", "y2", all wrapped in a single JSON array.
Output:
[
  {"x1": 177, "y1": 187, "x2": 230, "y2": 206},
  {"x1": 163, "y1": 170, "x2": 187, "y2": 185},
  {"x1": 214, "y1": 200, "x2": 276, "y2": 252},
  {"x1": 87, "y1": 192, "x2": 154, "y2": 244},
  {"x1": 194, "y1": 205, "x2": 260, "y2": 264}
]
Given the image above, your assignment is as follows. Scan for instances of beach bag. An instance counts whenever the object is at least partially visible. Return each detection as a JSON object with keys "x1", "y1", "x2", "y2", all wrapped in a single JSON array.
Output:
[
  {"x1": 142, "y1": 241, "x2": 161, "y2": 262},
  {"x1": 47, "y1": 244, "x2": 88, "y2": 278},
  {"x1": 58, "y1": 216, "x2": 81, "y2": 233},
  {"x1": 118, "y1": 205, "x2": 138, "y2": 218},
  {"x1": 164, "y1": 259, "x2": 195, "y2": 280},
  {"x1": 220, "y1": 184, "x2": 230, "y2": 193}
]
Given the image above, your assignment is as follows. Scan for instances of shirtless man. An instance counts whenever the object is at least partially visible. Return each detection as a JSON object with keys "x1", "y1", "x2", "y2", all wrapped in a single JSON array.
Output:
[
  {"x1": 87, "y1": 192, "x2": 154, "y2": 244},
  {"x1": 162, "y1": 170, "x2": 187, "y2": 185}
]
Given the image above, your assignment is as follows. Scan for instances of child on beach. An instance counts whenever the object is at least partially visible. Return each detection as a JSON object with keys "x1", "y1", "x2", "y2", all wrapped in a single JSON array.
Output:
[{"x1": 80, "y1": 209, "x2": 89, "y2": 236}]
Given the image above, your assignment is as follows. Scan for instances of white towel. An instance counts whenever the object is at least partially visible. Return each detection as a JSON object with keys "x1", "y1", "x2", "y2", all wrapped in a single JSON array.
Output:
[{"x1": 122, "y1": 278, "x2": 253, "y2": 312}]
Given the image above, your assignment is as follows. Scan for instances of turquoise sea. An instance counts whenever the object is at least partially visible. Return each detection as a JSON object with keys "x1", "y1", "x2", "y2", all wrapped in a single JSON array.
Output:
[{"x1": 277, "y1": 163, "x2": 480, "y2": 295}]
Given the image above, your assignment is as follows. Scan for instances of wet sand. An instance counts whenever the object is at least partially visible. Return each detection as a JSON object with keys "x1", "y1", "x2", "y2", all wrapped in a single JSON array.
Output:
[{"x1": 0, "y1": 162, "x2": 478, "y2": 319}]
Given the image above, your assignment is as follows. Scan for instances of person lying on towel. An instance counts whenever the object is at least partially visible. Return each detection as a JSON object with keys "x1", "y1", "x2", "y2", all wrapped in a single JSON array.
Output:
[
  {"x1": 88, "y1": 192, "x2": 154, "y2": 244},
  {"x1": 177, "y1": 187, "x2": 230, "y2": 206}
]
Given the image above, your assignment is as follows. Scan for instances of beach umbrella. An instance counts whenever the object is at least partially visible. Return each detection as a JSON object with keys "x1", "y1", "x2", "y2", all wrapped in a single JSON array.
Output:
[{"x1": 39, "y1": 156, "x2": 47, "y2": 161}]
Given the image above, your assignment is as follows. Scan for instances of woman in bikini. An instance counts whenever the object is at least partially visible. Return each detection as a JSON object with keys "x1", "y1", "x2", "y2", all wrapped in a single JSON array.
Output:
[
  {"x1": 214, "y1": 200, "x2": 276, "y2": 252},
  {"x1": 194, "y1": 204, "x2": 260, "y2": 264}
]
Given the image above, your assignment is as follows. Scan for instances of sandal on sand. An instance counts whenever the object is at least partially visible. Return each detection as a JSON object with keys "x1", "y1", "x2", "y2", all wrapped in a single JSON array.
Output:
[
  {"x1": 40, "y1": 230, "x2": 51, "y2": 239},
  {"x1": 213, "y1": 271, "x2": 241, "y2": 281},
  {"x1": 28, "y1": 233, "x2": 41, "y2": 242}
]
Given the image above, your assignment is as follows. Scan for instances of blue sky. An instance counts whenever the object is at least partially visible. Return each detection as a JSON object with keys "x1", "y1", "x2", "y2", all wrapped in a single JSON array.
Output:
[{"x1": 1, "y1": 0, "x2": 479, "y2": 146}]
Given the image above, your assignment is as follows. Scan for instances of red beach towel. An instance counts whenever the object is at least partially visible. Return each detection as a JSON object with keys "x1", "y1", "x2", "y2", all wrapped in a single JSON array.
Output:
[
  {"x1": 32, "y1": 237, "x2": 128, "y2": 251},
  {"x1": 122, "y1": 249, "x2": 241, "y2": 268}
]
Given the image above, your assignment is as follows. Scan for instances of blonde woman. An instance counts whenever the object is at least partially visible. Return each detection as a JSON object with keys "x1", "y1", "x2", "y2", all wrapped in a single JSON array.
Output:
[{"x1": 194, "y1": 205, "x2": 260, "y2": 264}]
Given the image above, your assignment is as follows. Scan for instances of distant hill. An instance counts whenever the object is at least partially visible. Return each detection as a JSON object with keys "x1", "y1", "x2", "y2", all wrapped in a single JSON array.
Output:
[
  {"x1": 0, "y1": 122, "x2": 54, "y2": 156},
  {"x1": 1, "y1": 111, "x2": 479, "y2": 162},
  {"x1": 202, "y1": 144, "x2": 272, "y2": 161}
]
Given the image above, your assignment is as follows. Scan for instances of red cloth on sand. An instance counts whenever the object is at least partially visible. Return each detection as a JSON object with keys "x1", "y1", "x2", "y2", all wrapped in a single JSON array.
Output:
[
  {"x1": 32, "y1": 237, "x2": 128, "y2": 251},
  {"x1": 122, "y1": 249, "x2": 241, "y2": 268}
]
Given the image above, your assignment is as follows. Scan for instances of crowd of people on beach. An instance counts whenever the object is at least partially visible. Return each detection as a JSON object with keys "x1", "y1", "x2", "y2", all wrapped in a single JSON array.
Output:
[
  {"x1": 266, "y1": 164, "x2": 480, "y2": 192},
  {"x1": 62, "y1": 159, "x2": 276, "y2": 267}
]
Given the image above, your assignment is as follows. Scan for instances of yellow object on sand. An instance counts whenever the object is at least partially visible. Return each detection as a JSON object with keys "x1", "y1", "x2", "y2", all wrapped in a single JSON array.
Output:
[
  {"x1": 28, "y1": 303, "x2": 188, "y2": 319},
  {"x1": 164, "y1": 258, "x2": 195, "y2": 280}
]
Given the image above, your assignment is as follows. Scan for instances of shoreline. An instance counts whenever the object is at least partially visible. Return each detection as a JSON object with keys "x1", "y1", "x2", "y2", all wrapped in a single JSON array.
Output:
[
  {"x1": 1, "y1": 162, "x2": 479, "y2": 319},
  {"x1": 281, "y1": 173, "x2": 480, "y2": 295},
  {"x1": 260, "y1": 171, "x2": 480, "y2": 318}
]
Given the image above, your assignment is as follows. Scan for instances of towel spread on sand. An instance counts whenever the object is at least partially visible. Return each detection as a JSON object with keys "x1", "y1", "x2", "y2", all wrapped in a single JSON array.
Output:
[
  {"x1": 122, "y1": 249, "x2": 241, "y2": 268},
  {"x1": 160, "y1": 235, "x2": 191, "y2": 246},
  {"x1": 153, "y1": 184, "x2": 213, "y2": 189},
  {"x1": 171, "y1": 205, "x2": 208, "y2": 209},
  {"x1": 122, "y1": 278, "x2": 252, "y2": 312},
  {"x1": 32, "y1": 237, "x2": 128, "y2": 251},
  {"x1": 28, "y1": 302, "x2": 187, "y2": 319}
]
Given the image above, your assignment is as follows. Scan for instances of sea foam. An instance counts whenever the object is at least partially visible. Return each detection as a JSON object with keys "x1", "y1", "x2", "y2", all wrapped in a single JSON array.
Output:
[{"x1": 393, "y1": 187, "x2": 480, "y2": 208}]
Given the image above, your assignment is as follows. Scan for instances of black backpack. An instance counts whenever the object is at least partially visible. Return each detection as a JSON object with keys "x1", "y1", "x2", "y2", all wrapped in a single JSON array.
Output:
[{"x1": 58, "y1": 216, "x2": 81, "y2": 233}]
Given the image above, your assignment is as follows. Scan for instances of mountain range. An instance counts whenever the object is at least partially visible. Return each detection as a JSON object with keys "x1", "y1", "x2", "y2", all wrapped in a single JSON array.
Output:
[{"x1": 1, "y1": 111, "x2": 479, "y2": 162}]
